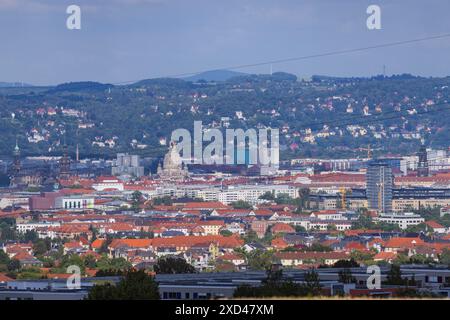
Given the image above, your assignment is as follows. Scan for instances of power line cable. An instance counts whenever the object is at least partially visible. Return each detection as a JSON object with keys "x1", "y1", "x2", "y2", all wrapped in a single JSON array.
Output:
[{"x1": 111, "y1": 33, "x2": 450, "y2": 85}]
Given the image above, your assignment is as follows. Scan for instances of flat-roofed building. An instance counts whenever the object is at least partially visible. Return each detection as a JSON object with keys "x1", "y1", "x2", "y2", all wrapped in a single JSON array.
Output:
[{"x1": 376, "y1": 212, "x2": 424, "y2": 230}]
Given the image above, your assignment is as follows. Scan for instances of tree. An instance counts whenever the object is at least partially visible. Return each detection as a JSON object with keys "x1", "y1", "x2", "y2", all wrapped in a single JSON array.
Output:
[
  {"x1": 58, "y1": 254, "x2": 86, "y2": 274},
  {"x1": 274, "y1": 193, "x2": 293, "y2": 205},
  {"x1": 294, "y1": 225, "x2": 306, "y2": 233},
  {"x1": 246, "y1": 250, "x2": 274, "y2": 271},
  {"x1": 233, "y1": 268, "x2": 320, "y2": 298},
  {"x1": 7, "y1": 259, "x2": 21, "y2": 272},
  {"x1": 327, "y1": 224, "x2": 337, "y2": 231},
  {"x1": 385, "y1": 264, "x2": 406, "y2": 285},
  {"x1": 259, "y1": 191, "x2": 275, "y2": 201},
  {"x1": 439, "y1": 248, "x2": 450, "y2": 265},
  {"x1": 352, "y1": 213, "x2": 375, "y2": 230},
  {"x1": 0, "y1": 250, "x2": 10, "y2": 265},
  {"x1": 0, "y1": 218, "x2": 17, "y2": 241},
  {"x1": 83, "y1": 254, "x2": 97, "y2": 268},
  {"x1": 154, "y1": 257, "x2": 196, "y2": 274},
  {"x1": 95, "y1": 269, "x2": 126, "y2": 277},
  {"x1": 99, "y1": 236, "x2": 113, "y2": 254},
  {"x1": 96, "y1": 256, "x2": 132, "y2": 271},
  {"x1": 263, "y1": 267, "x2": 284, "y2": 285},
  {"x1": 333, "y1": 258, "x2": 359, "y2": 268},
  {"x1": 220, "y1": 229, "x2": 233, "y2": 237},
  {"x1": 377, "y1": 222, "x2": 402, "y2": 232},
  {"x1": 303, "y1": 269, "x2": 322, "y2": 296},
  {"x1": 230, "y1": 200, "x2": 252, "y2": 210},
  {"x1": 338, "y1": 268, "x2": 356, "y2": 284},
  {"x1": 87, "y1": 269, "x2": 160, "y2": 300},
  {"x1": 405, "y1": 223, "x2": 427, "y2": 234},
  {"x1": 298, "y1": 188, "x2": 310, "y2": 210},
  {"x1": 395, "y1": 288, "x2": 438, "y2": 298},
  {"x1": 350, "y1": 250, "x2": 375, "y2": 264},
  {"x1": 304, "y1": 243, "x2": 333, "y2": 252},
  {"x1": 242, "y1": 230, "x2": 259, "y2": 244},
  {"x1": 131, "y1": 191, "x2": 143, "y2": 212},
  {"x1": 23, "y1": 230, "x2": 39, "y2": 242},
  {"x1": 33, "y1": 239, "x2": 50, "y2": 256},
  {"x1": 152, "y1": 196, "x2": 173, "y2": 206}
]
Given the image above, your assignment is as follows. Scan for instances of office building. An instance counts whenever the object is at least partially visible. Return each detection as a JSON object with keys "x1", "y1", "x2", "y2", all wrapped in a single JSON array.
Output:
[{"x1": 366, "y1": 160, "x2": 393, "y2": 212}]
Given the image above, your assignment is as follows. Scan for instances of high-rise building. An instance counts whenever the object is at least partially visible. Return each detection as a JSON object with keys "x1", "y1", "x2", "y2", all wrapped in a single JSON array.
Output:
[
  {"x1": 366, "y1": 160, "x2": 393, "y2": 213},
  {"x1": 112, "y1": 153, "x2": 145, "y2": 178},
  {"x1": 417, "y1": 144, "x2": 429, "y2": 177}
]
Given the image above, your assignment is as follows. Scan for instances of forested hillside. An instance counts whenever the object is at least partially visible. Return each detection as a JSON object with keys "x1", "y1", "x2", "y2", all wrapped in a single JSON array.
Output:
[{"x1": 0, "y1": 73, "x2": 448, "y2": 160}]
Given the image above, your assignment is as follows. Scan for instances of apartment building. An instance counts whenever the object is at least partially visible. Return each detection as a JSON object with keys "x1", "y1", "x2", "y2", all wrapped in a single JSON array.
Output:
[{"x1": 217, "y1": 185, "x2": 298, "y2": 205}]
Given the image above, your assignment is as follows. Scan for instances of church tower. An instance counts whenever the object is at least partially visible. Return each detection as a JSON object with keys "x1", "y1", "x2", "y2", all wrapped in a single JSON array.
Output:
[
  {"x1": 10, "y1": 139, "x2": 22, "y2": 187},
  {"x1": 157, "y1": 142, "x2": 188, "y2": 180},
  {"x1": 13, "y1": 139, "x2": 21, "y2": 175},
  {"x1": 59, "y1": 143, "x2": 71, "y2": 180}
]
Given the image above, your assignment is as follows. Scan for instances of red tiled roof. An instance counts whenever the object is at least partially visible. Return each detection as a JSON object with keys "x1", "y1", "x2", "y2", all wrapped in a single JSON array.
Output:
[
  {"x1": 183, "y1": 202, "x2": 230, "y2": 210},
  {"x1": 218, "y1": 253, "x2": 243, "y2": 261},
  {"x1": 12, "y1": 250, "x2": 35, "y2": 261},
  {"x1": 384, "y1": 237, "x2": 425, "y2": 249},
  {"x1": 345, "y1": 242, "x2": 366, "y2": 251},
  {"x1": 425, "y1": 221, "x2": 445, "y2": 229},
  {"x1": 271, "y1": 238, "x2": 288, "y2": 249},
  {"x1": 374, "y1": 251, "x2": 397, "y2": 261},
  {"x1": 275, "y1": 251, "x2": 349, "y2": 260},
  {"x1": 0, "y1": 273, "x2": 13, "y2": 282},
  {"x1": 64, "y1": 241, "x2": 83, "y2": 249},
  {"x1": 91, "y1": 239, "x2": 105, "y2": 249},
  {"x1": 109, "y1": 239, "x2": 153, "y2": 249},
  {"x1": 151, "y1": 235, "x2": 243, "y2": 248},
  {"x1": 271, "y1": 223, "x2": 295, "y2": 234}
]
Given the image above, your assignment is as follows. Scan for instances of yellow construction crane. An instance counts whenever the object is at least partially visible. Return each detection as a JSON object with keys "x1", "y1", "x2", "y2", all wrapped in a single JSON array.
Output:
[{"x1": 339, "y1": 187, "x2": 351, "y2": 209}]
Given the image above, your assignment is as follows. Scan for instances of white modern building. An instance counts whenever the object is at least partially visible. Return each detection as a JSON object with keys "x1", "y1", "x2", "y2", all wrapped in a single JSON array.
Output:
[
  {"x1": 216, "y1": 185, "x2": 298, "y2": 205},
  {"x1": 55, "y1": 196, "x2": 95, "y2": 210},
  {"x1": 92, "y1": 177, "x2": 124, "y2": 191},
  {"x1": 16, "y1": 222, "x2": 61, "y2": 233},
  {"x1": 376, "y1": 212, "x2": 425, "y2": 230}
]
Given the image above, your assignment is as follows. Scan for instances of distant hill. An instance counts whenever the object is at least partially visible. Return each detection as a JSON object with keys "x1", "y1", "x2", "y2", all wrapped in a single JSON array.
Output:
[
  {"x1": 183, "y1": 70, "x2": 248, "y2": 82},
  {"x1": 132, "y1": 77, "x2": 192, "y2": 88},
  {"x1": 0, "y1": 82, "x2": 33, "y2": 88},
  {"x1": 46, "y1": 81, "x2": 113, "y2": 93},
  {"x1": 0, "y1": 73, "x2": 448, "y2": 159}
]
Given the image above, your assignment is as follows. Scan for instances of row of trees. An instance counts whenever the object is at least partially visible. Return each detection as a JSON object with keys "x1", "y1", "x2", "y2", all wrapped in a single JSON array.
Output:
[{"x1": 233, "y1": 268, "x2": 322, "y2": 298}]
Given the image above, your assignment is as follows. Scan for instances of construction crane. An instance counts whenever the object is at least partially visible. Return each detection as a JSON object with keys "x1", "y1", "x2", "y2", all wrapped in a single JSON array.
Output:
[
  {"x1": 360, "y1": 144, "x2": 373, "y2": 159},
  {"x1": 339, "y1": 187, "x2": 351, "y2": 209}
]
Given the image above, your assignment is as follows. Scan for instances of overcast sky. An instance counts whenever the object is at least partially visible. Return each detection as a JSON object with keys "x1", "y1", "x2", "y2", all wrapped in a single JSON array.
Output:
[{"x1": 1, "y1": 0, "x2": 450, "y2": 85}]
